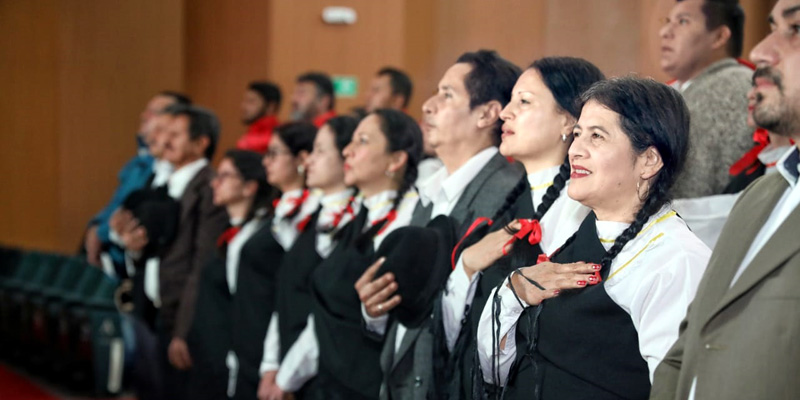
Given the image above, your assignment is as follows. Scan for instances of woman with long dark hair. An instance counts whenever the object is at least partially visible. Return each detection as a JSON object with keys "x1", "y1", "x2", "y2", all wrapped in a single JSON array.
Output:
[
  {"x1": 256, "y1": 116, "x2": 360, "y2": 400},
  {"x1": 185, "y1": 149, "x2": 273, "y2": 400},
  {"x1": 441, "y1": 57, "x2": 604, "y2": 399},
  {"x1": 225, "y1": 122, "x2": 318, "y2": 400},
  {"x1": 477, "y1": 77, "x2": 711, "y2": 399},
  {"x1": 280, "y1": 109, "x2": 423, "y2": 400}
]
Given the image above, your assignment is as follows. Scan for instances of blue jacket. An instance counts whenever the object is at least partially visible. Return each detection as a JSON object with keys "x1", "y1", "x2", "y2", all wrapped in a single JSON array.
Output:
[{"x1": 89, "y1": 137, "x2": 154, "y2": 267}]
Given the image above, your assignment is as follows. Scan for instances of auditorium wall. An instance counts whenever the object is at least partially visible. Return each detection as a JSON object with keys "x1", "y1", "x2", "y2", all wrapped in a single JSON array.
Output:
[{"x1": 0, "y1": 0, "x2": 776, "y2": 253}]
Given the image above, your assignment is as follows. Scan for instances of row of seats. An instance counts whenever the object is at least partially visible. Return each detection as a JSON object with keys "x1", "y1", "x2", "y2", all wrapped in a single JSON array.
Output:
[{"x1": 0, "y1": 247, "x2": 126, "y2": 396}]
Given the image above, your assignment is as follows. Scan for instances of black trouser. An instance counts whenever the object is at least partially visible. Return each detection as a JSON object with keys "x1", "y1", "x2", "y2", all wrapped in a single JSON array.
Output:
[
  {"x1": 129, "y1": 315, "x2": 166, "y2": 400},
  {"x1": 157, "y1": 319, "x2": 191, "y2": 400}
]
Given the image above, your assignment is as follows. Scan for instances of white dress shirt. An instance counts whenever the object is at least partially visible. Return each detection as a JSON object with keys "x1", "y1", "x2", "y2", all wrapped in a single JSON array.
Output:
[
  {"x1": 315, "y1": 189, "x2": 358, "y2": 258},
  {"x1": 362, "y1": 147, "x2": 500, "y2": 351},
  {"x1": 225, "y1": 216, "x2": 265, "y2": 294},
  {"x1": 688, "y1": 146, "x2": 800, "y2": 400},
  {"x1": 272, "y1": 189, "x2": 321, "y2": 251},
  {"x1": 261, "y1": 189, "x2": 418, "y2": 392},
  {"x1": 478, "y1": 206, "x2": 712, "y2": 385},
  {"x1": 442, "y1": 165, "x2": 588, "y2": 351}
]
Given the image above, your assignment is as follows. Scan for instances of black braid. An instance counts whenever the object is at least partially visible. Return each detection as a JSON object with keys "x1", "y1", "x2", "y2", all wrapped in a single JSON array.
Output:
[
  {"x1": 354, "y1": 109, "x2": 423, "y2": 248},
  {"x1": 533, "y1": 158, "x2": 571, "y2": 220},
  {"x1": 492, "y1": 176, "x2": 528, "y2": 223},
  {"x1": 599, "y1": 182, "x2": 669, "y2": 269}
]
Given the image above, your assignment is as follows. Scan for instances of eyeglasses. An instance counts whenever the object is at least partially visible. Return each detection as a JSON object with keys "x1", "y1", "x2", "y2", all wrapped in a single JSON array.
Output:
[{"x1": 264, "y1": 148, "x2": 291, "y2": 159}]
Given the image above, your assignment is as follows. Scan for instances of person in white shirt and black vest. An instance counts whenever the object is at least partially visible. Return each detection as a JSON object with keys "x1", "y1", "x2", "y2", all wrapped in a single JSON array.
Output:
[
  {"x1": 476, "y1": 77, "x2": 711, "y2": 399},
  {"x1": 185, "y1": 149, "x2": 272, "y2": 400},
  {"x1": 257, "y1": 116, "x2": 361, "y2": 400}
]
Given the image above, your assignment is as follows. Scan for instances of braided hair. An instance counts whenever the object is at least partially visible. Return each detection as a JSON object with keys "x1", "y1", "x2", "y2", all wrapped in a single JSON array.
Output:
[
  {"x1": 580, "y1": 77, "x2": 690, "y2": 269},
  {"x1": 355, "y1": 109, "x2": 423, "y2": 247},
  {"x1": 492, "y1": 57, "x2": 605, "y2": 224}
]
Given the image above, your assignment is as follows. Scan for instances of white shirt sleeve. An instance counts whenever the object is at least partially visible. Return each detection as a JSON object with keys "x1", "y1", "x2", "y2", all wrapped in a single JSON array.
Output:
[
  {"x1": 275, "y1": 315, "x2": 319, "y2": 392},
  {"x1": 259, "y1": 312, "x2": 281, "y2": 373},
  {"x1": 361, "y1": 303, "x2": 389, "y2": 336},
  {"x1": 108, "y1": 228, "x2": 124, "y2": 247},
  {"x1": 476, "y1": 277, "x2": 528, "y2": 384},
  {"x1": 611, "y1": 255, "x2": 704, "y2": 382},
  {"x1": 441, "y1": 255, "x2": 480, "y2": 351}
]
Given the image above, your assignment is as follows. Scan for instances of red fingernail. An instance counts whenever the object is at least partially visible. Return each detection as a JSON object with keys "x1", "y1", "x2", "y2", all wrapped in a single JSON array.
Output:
[
  {"x1": 593, "y1": 264, "x2": 601, "y2": 270},
  {"x1": 577, "y1": 280, "x2": 587, "y2": 286},
  {"x1": 588, "y1": 276, "x2": 598, "y2": 284},
  {"x1": 553, "y1": 290, "x2": 561, "y2": 295}
]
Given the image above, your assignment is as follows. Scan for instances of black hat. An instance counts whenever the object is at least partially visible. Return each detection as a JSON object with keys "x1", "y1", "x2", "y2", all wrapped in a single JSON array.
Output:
[
  {"x1": 374, "y1": 214, "x2": 458, "y2": 328},
  {"x1": 122, "y1": 186, "x2": 180, "y2": 258}
]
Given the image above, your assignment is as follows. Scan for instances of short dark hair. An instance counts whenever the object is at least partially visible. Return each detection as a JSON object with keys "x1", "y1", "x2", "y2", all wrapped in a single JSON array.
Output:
[
  {"x1": 165, "y1": 104, "x2": 220, "y2": 160},
  {"x1": 248, "y1": 81, "x2": 282, "y2": 110},
  {"x1": 274, "y1": 121, "x2": 317, "y2": 156},
  {"x1": 297, "y1": 72, "x2": 335, "y2": 111},
  {"x1": 678, "y1": 0, "x2": 745, "y2": 57},
  {"x1": 455, "y1": 50, "x2": 522, "y2": 142},
  {"x1": 377, "y1": 67, "x2": 413, "y2": 109},
  {"x1": 160, "y1": 91, "x2": 192, "y2": 106}
]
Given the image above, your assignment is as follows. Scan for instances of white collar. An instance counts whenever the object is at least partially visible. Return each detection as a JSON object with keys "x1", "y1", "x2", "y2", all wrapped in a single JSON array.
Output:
[
  {"x1": 775, "y1": 146, "x2": 800, "y2": 188},
  {"x1": 168, "y1": 158, "x2": 208, "y2": 199},
  {"x1": 527, "y1": 164, "x2": 562, "y2": 209},
  {"x1": 363, "y1": 190, "x2": 398, "y2": 225},
  {"x1": 274, "y1": 189, "x2": 306, "y2": 219},
  {"x1": 595, "y1": 205, "x2": 676, "y2": 250},
  {"x1": 151, "y1": 159, "x2": 174, "y2": 188},
  {"x1": 419, "y1": 147, "x2": 497, "y2": 207},
  {"x1": 320, "y1": 189, "x2": 355, "y2": 209}
]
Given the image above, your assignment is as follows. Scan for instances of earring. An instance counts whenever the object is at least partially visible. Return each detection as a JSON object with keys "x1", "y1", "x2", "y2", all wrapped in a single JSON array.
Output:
[
  {"x1": 636, "y1": 179, "x2": 647, "y2": 201},
  {"x1": 385, "y1": 170, "x2": 395, "y2": 178},
  {"x1": 297, "y1": 165, "x2": 305, "y2": 175},
  {"x1": 561, "y1": 133, "x2": 569, "y2": 143}
]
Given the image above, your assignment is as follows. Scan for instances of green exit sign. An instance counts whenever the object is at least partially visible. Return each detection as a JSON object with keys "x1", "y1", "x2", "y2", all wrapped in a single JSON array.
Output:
[{"x1": 333, "y1": 76, "x2": 359, "y2": 98}]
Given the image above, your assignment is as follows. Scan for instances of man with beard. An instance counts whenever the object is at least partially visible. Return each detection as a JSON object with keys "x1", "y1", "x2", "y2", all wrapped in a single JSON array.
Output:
[
  {"x1": 236, "y1": 81, "x2": 282, "y2": 153},
  {"x1": 659, "y1": 0, "x2": 753, "y2": 198},
  {"x1": 650, "y1": 1, "x2": 800, "y2": 398},
  {"x1": 291, "y1": 72, "x2": 336, "y2": 127}
]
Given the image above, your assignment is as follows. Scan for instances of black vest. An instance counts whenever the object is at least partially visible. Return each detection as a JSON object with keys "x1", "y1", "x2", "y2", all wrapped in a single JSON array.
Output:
[
  {"x1": 448, "y1": 187, "x2": 543, "y2": 399},
  {"x1": 231, "y1": 221, "x2": 286, "y2": 399},
  {"x1": 503, "y1": 213, "x2": 651, "y2": 400},
  {"x1": 312, "y1": 208, "x2": 383, "y2": 400},
  {"x1": 186, "y1": 255, "x2": 231, "y2": 400},
  {"x1": 276, "y1": 210, "x2": 322, "y2": 360}
]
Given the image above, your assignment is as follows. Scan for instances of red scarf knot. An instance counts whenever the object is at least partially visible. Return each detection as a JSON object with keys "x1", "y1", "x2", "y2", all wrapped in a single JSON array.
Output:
[
  {"x1": 330, "y1": 196, "x2": 356, "y2": 230},
  {"x1": 373, "y1": 209, "x2": 398, "y2": 236},
  {"x1": 536, "y1": 253, "x2": 550, "y2": 264},
  {"x1": 216, "y1": 226, "x2": 241, "y2": 248},
  {"x1": 297, "y1": 214, "x2": 313, "y2": 233},
  {"x1": 451, "y1": 217, "x2": 494, "y2": 270},
  {"x1": 502, "y1": 219, "x2": 542, "y2": 256}
]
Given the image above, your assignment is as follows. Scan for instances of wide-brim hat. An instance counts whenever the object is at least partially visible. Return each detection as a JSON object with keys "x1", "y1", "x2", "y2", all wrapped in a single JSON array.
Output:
[{"x1": 374, "y1": 214, "x2": 458, "y2": 328}]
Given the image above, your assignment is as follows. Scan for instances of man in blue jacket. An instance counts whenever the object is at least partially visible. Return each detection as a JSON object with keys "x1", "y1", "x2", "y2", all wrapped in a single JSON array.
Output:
[{"x1": 84, "y1": 91, "x2": 191, "y2": 276}]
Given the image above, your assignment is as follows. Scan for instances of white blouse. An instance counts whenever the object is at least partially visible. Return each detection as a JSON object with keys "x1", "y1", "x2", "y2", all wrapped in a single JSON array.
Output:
[
  {"x1": 272, "y1": 189, "x2": 321, "y2": 251},
  {"x1": 315, "y1": 188, "x2": 359, "y2": 257},
  {"x1": 477, "y1": 205, "x2": 712, "y2": 385},
  {"x1": 442, "y1": 165, "x2": 589, "y2": 351}
]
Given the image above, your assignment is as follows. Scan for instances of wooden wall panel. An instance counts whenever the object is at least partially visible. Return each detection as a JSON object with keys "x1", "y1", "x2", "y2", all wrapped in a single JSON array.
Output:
[
  {"x1": 0, "y1": 0, "x2": 61, "y2": 251},
  {"x1": 184, "y1": 0, "x2": 271, "y2": 158},
  {"x1": 56, "y1": 0, "x2": 184, "y2": 253},
  {"x1": 266, "y1": 0, "x2": 406, "y2": 119},
  {"x1": 545, "y1": 0, "x2": 643, "y2": 78}
]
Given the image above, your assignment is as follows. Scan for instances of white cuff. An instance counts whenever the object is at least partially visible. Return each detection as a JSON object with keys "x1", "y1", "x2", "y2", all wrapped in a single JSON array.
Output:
[
  {"x1": 275, "y1": 315, "x2": 319, "y2": 392},
  {"x1": 442, "y1": 255, "x2": 480, "y2": 351},
  {"x1": 361, "y1": 303, "x2": 389, "y2": 336},
  {"x1": 259, "y1": 313, "x2": 281, "y2": 374}
]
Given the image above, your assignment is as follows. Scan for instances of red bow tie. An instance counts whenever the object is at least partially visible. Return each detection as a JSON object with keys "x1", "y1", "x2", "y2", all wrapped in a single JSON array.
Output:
[
  {"x1": 502, "y1": 219, "x2": 542, "y2": 256},
  {"x1": 216, "y1": 226, "x2": 241, "y2": 248},
  {"x1": 330, "y1": 197, "x2": 356, "y2": 230},
  {"x1": 273, "y1": 190, "x2": 310, "y2": 217}
]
